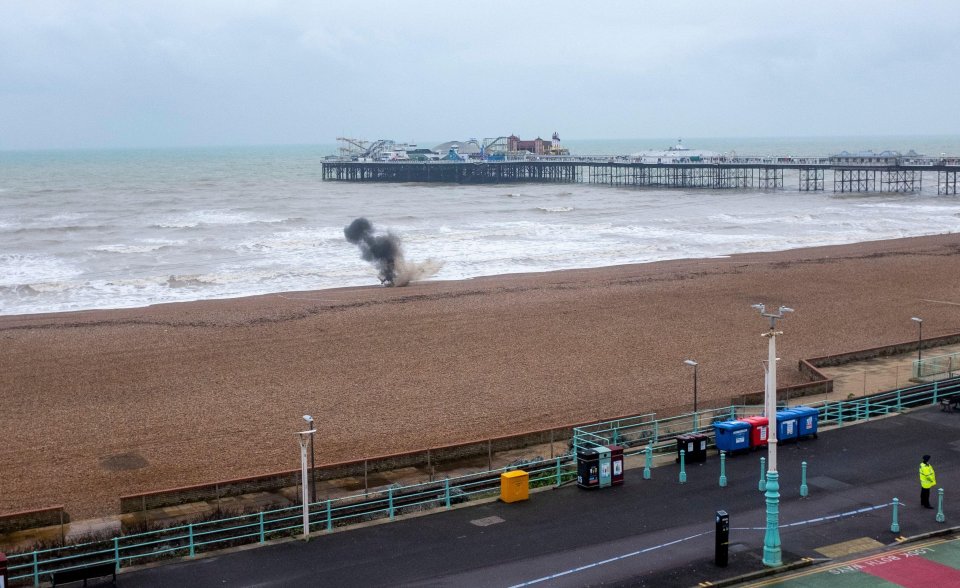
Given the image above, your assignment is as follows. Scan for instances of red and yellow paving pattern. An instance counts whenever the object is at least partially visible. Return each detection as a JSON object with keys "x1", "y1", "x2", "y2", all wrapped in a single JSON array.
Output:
[{"x1": 746, "y1": 536, "x2": 960, "y2": 587}]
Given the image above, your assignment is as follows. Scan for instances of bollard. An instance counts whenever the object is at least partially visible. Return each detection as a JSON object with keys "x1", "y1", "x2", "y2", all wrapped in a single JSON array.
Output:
[
  {"x1": 719, "y1": 451, "x2": 727, "y2": 487},
  {"x1": 679, "y1": 449, "x2": 687, "y2": 484},
  {"x1": 891, "y1": 498, "x2": 900, "y2": 533},
  {"x1": 800, "y1": 461, "x2": 809, "y2": 498},
  {"x1": 937, "y1": 488, "x2": 946, "y2": 523},
  {"x1": 759, "y1": 457, "x2": 766, "y2": 492},
  {"x1": 643, "y1": 445, "x2": 652, "y2": 480}
]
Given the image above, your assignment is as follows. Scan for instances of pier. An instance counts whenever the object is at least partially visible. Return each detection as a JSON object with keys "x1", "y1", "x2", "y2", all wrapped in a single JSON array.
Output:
[{"x1": 321, "y1": 159, "x2": 960, "y2": 194}]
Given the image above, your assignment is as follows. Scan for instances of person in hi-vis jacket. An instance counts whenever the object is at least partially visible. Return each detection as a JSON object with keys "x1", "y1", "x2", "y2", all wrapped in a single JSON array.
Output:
[{"x1": 919, "y1": 455, "x2": 937, "y2": 509}]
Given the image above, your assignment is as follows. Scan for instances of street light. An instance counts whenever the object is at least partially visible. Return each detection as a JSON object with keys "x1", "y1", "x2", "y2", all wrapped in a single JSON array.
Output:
[
  {"x1": 911, "y1": 317, "x2": 923, "y2": 364},
  {"x1": 752, "y1": 303, "x2": 793, "y2": 568},
  {"x1": 303, "y1": 415, "x2": 316, "y2": 504},
  {"x1": 296, "y1": 425, "x2": 316, "y2": 538},
  {"x1": 684, "y1": 359, "x2": 698, "y2": 431}
]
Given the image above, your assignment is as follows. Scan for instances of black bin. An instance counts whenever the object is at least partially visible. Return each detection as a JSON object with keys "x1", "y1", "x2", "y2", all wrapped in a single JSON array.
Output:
[
  {"x1": 577, "y1": 449, "x2": 600, "y2": 489},
  {"x1": 676, "y1": 433, "x2": 709, "y2": 463}
]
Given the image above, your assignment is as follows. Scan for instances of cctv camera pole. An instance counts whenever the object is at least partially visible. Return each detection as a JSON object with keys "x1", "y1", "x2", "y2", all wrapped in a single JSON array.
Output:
[
  {"x1": 304, "y1": 415, "x2": 316, "y2": 504},
  {"x1": 297, "y1": 428, "x2": 316, "y2": 538},
  {"x1": 753, "y1": 304, "x2": 793, "y2": 568}
]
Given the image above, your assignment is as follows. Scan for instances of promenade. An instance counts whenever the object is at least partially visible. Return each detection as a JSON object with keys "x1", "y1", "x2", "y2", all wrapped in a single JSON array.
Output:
[{"x1": 113, "y1": 401, "x2": 960, "y2": 587}]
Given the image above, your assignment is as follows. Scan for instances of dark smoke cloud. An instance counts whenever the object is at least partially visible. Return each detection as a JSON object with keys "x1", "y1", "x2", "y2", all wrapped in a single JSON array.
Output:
[
  {"x1": 344, "y1": 218, "x2": 444, "y2": 287},
  {"x1": 344, "y1": 217, "x2": 401, "y2": 285}
]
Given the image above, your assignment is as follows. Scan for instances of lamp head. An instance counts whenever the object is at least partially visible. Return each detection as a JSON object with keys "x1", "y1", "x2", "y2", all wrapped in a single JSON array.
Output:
[
  {"x1": 911, "y1": 317, "x2": 923, "y2": 324},
  {"x1": 303, "y1": 414, "x2": 314, "y2": 424},
  {"x1": 684, "y1": 359, "x2": 698, "y2": 367},
  {"x1": 779, "y1": 306, "x2": 794, "y2": 314},
  {"x1": 751, "y1": 303, "x2": 765, "y2": 313}
]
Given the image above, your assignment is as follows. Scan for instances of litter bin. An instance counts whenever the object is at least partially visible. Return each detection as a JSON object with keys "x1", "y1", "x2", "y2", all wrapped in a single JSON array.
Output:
[
  {"x1": 596, "y1": 446, "x2": 613, "y2": 488},
  {"x1": 713, "y1": 420, "x2": 751, "y2": 453},
  {"x1": 776, "y1": 409, "x2": 799, "y2": 443},
  {"x1": 500, "y1": 470, "x2": 529, "y2": 503},
  {"x1": 741, "y1": 416, "x2": 769, "y2": 449},
  {"x1": 792, "y1": 406, "x2": 819, "y2": 439},
  {"x1": 676, "y1": 433, "x2": 708, "y2": 463},
  {"x1": 577, "y1": 449, "x2": 600, "y2": 489},
  {"x1": 609, "y1": 445, "x2": 625, "y2": 486}
]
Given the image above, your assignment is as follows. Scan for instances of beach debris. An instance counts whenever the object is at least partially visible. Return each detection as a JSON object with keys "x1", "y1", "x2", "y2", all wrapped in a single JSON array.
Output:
[{"x1": 344, "y1": 217, "x2": 442, "y2": 286}]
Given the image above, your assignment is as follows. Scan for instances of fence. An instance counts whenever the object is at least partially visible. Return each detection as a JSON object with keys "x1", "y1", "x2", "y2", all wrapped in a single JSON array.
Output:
[
  {"x1": 914, "y1": 351, "x2": 960, "y2": 380},
  {"x1": 6, "y1": 377, "x2": 960, "y2": 586}
]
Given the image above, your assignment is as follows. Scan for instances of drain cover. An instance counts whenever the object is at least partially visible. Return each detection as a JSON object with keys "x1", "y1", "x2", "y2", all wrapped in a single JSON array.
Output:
[{"x1": 470, "y1": 516, "x2": 505, "y2": 527}]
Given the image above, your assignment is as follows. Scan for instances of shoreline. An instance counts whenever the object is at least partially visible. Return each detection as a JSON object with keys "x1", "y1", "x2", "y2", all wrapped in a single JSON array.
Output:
[{"x1": 3, "y1": 233, "x2": 960, "y2": 518}]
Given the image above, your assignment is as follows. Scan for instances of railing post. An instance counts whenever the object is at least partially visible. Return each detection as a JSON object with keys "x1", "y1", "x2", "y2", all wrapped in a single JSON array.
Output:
[
  {"x1": 32, "y1": 550, "x2": 39, "y2": 588},
  {"x1": 653, "y1": 421, "x2": 659, "y2": 444},
  {"x1": 113, "y1": 536, "x2": 120, "y2": 570},
  {"x1": 759, "y1": 457, "x2": 766, "y2": 492},
  {"x1": 188, "y1": 523, "x2": 195, "y2": 557},
  {"x1": 259, "y1": 511, "x2": 265, "y2": 543},
  {"x1": 865, "y1": 397, "x2": 871, "y2": 420},
  {"x1": 388, "y1": 488, "x2": 395, "y2": 520},
  {"x1": 933, "y1": 381, "x2": 940, "y2": 404},
  {"x1": 445, "y1": 478, "x2": 451, "y2": 509},
  {"x1": 326, "y1": 499, "x2": 333, "y2": 531},
  {"x1": 555, "y1": 456, "x2": 562, "y2": 487},
  {"x1": 891, "y1": 498, "x2": 900, "y2": 533},
  {"x1": 679, "y1": 450, "x2": 687, "y2": 484},
  {"x1": 897, "y1": 390, "x2": 902, "y2": 413}
]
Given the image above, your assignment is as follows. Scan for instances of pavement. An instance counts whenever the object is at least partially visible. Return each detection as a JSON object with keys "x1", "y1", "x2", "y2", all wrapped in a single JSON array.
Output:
[{"x1": 113, "y1": 403, "x2": 960, "y2": 587}]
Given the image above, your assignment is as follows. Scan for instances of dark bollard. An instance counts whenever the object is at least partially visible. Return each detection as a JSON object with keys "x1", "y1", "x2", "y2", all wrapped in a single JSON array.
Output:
[{"x1": 715, "y1": 510, "x2": 729, "y2": 567}]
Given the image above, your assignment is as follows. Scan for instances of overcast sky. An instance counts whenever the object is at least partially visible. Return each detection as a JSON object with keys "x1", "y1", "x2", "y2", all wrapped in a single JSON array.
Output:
[{"x1": 2, "y1": 1, "x2": 959, "y2": 150}]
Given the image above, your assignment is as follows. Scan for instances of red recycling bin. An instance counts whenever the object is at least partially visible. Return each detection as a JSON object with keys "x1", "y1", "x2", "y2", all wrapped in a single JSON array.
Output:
[{"x1": 741, "y1": 416, "x2": 769, "y2": 449}]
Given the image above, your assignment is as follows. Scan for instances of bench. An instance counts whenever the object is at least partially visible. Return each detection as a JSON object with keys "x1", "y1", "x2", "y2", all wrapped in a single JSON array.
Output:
[
  {"x1": 940, "y1": 396, "x2": 960, "y2": 412},
  {"x1": 51, "y1": 562, "x2": 116, "y2": 586}
]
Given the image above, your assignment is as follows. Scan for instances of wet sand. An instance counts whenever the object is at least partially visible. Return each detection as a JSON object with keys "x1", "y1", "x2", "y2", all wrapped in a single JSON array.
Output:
[{"x1": 3, "y1": 233, "x2": 960, "y2": 518}]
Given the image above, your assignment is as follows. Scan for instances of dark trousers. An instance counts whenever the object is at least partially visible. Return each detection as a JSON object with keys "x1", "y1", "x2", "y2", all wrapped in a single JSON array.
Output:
[{"x1": 921, "y1": 487, "x2": 932, "y2": 507}]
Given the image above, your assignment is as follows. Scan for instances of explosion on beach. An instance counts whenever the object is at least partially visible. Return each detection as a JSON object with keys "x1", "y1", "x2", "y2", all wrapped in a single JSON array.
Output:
[{"x1": 343, "y1": 217, "x2": 442, "y2": 286}]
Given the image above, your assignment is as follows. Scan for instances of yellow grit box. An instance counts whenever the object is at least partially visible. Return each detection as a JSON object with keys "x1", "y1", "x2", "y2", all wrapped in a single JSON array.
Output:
[{"x1": 500, "y1": 470, "x2": 529, "y2": 503}]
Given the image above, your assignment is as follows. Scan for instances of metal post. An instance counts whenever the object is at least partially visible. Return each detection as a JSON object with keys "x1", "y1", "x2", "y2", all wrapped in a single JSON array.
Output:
[
  {"x1": 445, "y1": 478, "x2": 451, "y2": 509},
  {"x1": 326, "y1": 499, "x2": 333, "y2": 531},
  {"x1": 891, "y1": 498, "x2": 900, "y2": 533},
  {"x1": 800, "y1": 461, "x2": 809, "y2": 498},
  {"x1": 754, "y1": 303, "x2": 791, "y2": 568},
  {"x1": 937, "y1": 488, "x2": 945, "y2": 523},
  {"x1": 643, "y1": 445, "x2": 652, "y2": 479},
  {"x1": 33, "y1": 550, "x2": 39, "y2": 587},
  {"x1": 759, "y1": 457, "x2": 766, "y2": 492},
  {"x1": 719, "y1": 451, "x2": 727, "y2": 487},
  {"x1": 555, "y1": 456, "x2": 562, "y2": 487},
  {"x1": 912, "y1": 317, "x2": 923, "y2": 364},
  {"x1": 296, "y1": 429, "x2": 314, "y2": 538},
  {"x1": 113, "y1": 536, "x2": 120, "y2": 570},
  {"x1": 188, "y1": 523, "x2": 195, "y2": 557},
  {"x1": 685, "y1": 360, "x2": 699, "y2": 432},
  {"x1": 388, "y1": 487, "x2": 395, "y2": 520},
  {"x1": 679, "y1": 449, "x2": 687, "y2": 484}
]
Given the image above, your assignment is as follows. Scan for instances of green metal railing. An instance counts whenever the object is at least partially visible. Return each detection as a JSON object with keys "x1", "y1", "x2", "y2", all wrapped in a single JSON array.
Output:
[
  {"x1": 913, "y1": 351, "x2": 960, "y2": 379},
  {"x1": 6, "y1": 377, "x2": 959, "y2": 586}
]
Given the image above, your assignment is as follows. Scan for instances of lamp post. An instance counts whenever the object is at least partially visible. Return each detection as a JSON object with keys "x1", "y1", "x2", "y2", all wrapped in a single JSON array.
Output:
[
  {"x1": 752, "y1": 303, "x2": 793, "y2": 568},
  {"x1": 296, "y1": 426, "x2": 316, "y2": 538},
  {"x1": 911, "y1": 317, "x2": 923, "y2": 364},
  {"x1": 684, "y1": 359, "x2": 699, "y2": 431},
  {"x1": 303, "y1": 415, "x2": 316, "y2": 504}
]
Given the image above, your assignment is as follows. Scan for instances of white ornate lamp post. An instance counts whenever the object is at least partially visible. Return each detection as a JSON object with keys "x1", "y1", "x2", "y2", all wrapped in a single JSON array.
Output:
[
  {"x1": 303, "y1": 415, "x2": 316, "y2": 503},
  {"x1": 752, "y1": 303, "x2": 793, "y2": 567},
  {"x1": 296, "y1": 424, "x2": 317, "y2": 538}
]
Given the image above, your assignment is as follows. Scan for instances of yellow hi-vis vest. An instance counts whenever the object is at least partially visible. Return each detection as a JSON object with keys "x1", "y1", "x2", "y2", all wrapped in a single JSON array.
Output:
[{"x1": 919, "y1": 462, "x2": 936, "y2": 489}]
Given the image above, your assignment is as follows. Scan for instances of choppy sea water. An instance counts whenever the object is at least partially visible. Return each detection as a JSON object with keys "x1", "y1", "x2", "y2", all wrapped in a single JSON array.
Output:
[{"x1": 1, "y1": 137, "x2": 959, "y2": 316}]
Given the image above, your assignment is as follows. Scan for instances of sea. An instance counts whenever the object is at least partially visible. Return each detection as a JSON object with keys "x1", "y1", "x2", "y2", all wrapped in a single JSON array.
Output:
[{"x1": 2, "y1": 135, "x2": 959, "y2": 317}]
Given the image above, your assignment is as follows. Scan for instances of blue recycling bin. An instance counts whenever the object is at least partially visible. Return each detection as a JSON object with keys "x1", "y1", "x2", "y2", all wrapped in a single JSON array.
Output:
[
  {"x1": 713, "y1": 420, "x2": 751, "y2": 453},
  {"x1": 792, "y1": 406, "x2": 819, "y2": 439},
  {"x1": 775, "y1": 409, "x2": 799, "y2": 442}
]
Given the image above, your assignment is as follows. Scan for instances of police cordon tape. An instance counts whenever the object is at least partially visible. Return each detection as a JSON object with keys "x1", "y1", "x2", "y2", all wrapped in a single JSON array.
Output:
[{"x1": 508, "y1": 502, "x2": 895, "y2": 587}]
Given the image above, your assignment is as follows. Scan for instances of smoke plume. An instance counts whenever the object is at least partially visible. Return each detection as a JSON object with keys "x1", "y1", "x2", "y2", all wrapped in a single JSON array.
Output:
[{"x1": 344, "y1": 218, "x2": 441, "y2": 286}]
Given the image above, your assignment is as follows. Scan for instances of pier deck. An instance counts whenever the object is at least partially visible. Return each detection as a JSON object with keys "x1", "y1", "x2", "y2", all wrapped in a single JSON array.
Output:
[{"x1": 321, "y1": 160, "x2": 960, "y2": 194}]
